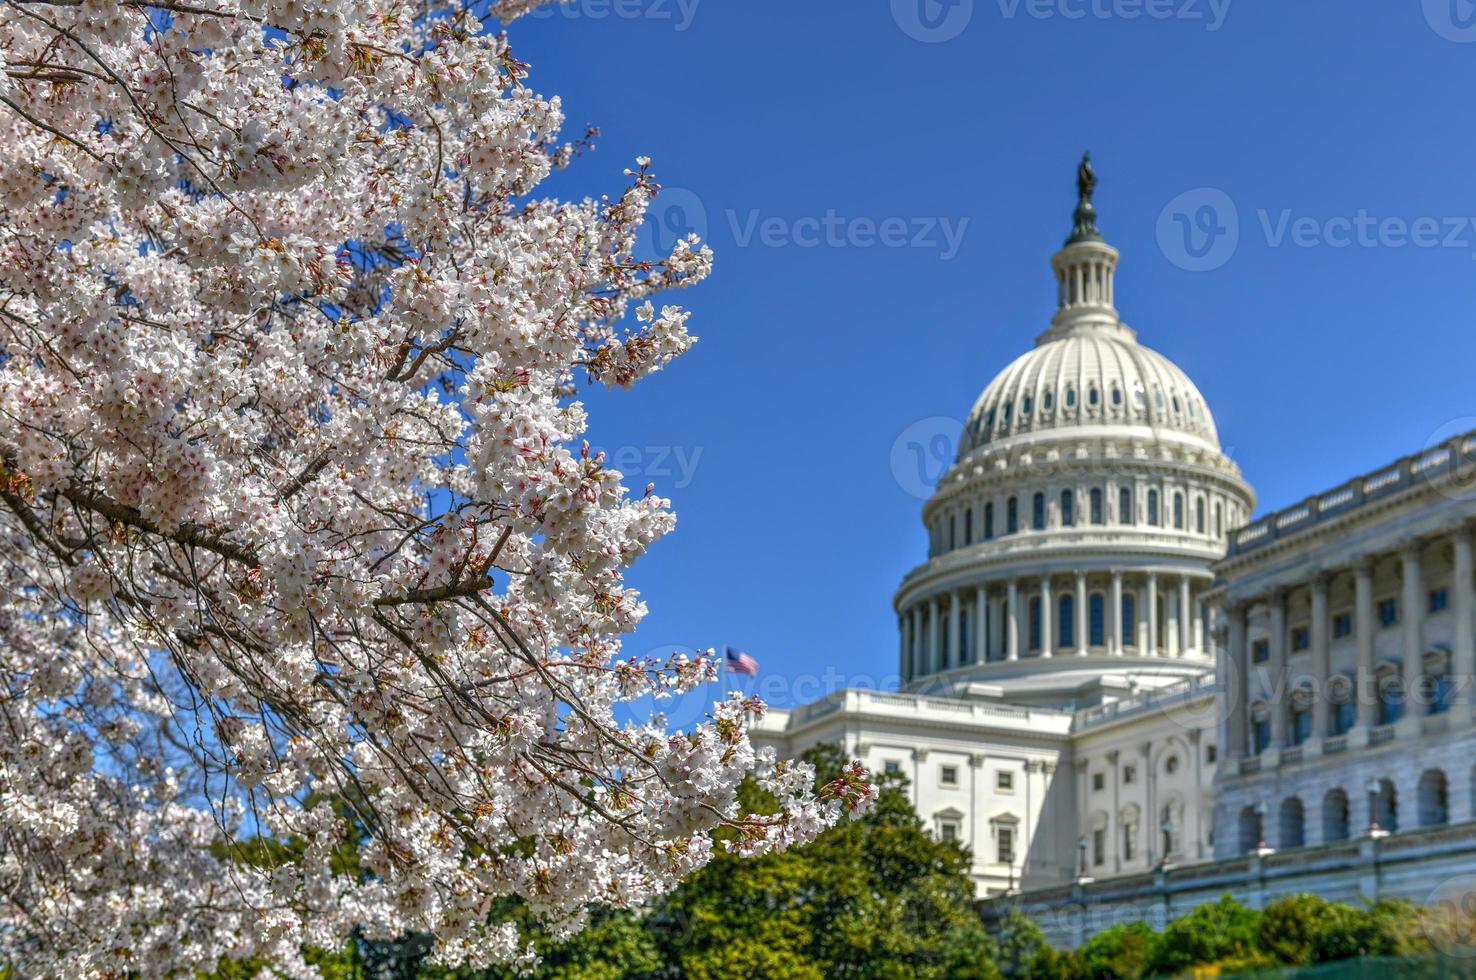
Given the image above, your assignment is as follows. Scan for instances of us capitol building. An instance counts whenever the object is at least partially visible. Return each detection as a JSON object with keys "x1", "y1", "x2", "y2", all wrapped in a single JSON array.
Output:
[{"x1": 750, "y1": 157, "x2": 1476, "y2": 942}]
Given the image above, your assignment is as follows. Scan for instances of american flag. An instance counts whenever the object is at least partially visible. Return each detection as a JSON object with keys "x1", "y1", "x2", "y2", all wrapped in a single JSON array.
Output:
[{"x1": 724, "y1": 646, "x2": 758, "y2": 677}]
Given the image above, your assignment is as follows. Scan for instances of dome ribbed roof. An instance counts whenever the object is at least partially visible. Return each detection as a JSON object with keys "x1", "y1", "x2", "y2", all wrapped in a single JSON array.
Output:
[{"x1": 961, "y1": 330, "x2": 1220, "y2": 455}]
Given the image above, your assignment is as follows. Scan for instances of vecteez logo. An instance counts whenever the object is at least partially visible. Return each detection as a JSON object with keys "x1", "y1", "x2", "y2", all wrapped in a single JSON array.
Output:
[
  {"x1": 892, "y1": 0, "x2": 976, "y2": 42},
  {"x1": 1156, "y1": 188, "x2": 1240, "y2": 272}
]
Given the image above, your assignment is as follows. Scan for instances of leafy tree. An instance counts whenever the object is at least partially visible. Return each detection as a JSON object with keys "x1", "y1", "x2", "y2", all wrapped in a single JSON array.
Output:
[
  {"x1": 1146, "y1": 894, "x2": 1262, "y2": 976},
  {"x1": 1074, "y1": 921, "x2": 1157, "y2": 980},
  {"x1": 649, "y1": 744, "x2": 994, "y2": 979}
]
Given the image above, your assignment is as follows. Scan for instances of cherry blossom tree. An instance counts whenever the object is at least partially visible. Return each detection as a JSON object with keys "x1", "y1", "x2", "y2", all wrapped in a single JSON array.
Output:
[{"x1": 0, "y1": 1, "x2": 872, "y2": 975}]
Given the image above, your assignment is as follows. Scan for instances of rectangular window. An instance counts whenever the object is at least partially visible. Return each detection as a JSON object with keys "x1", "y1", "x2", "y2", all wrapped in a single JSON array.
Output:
[
  {"x1": 884, "y1": 760, "x2": 901, "y2": 775},
  {"x1": 996, "y1": 771, "x2": 1014, "y2": 792},
  {"x1": 997, "y1": 826, "x2": 1015, "y2": 863},
  {"x1": 1252, "y1": 639, "x2": 1269, "y2": 663},
  {"x1": 1091, "y1": 772, "x2": 1104, "y2": 792},
  {"x1": 1007, "y1": 498, "x2": 1018, "y2": 535},
  {"x1": 940, "y1": 821, "x2": 960, "y2": 843},
  {"x1": 984, "y1": 503, "x2": 995, "y2": 540},
  {"x1": 1032, "y1": 494, "x2": 1046, "y2": 531},
  {"x1": 1206, "y1": 743, "x2": 1217, "y2": 764},
  {"x1": 1119, "y1": 487, "x2": 1134, "y2": 525},
  {"x1": 1430, "y1": 588, "x2": 1450, "y2": 613},
  {"x1": 939, "y1": 765, "x2": 958, "y2": 787},
  {"x1": 1333, "y1": 612, "x2": 1353, "y2": 638},
  {"x1": 1122, "y1": 765, "x2": 1136, "y2": 785},
  {"x1": 1123, "y1": 825, "x2": 1136, "y2": 861},
  {"x1": 1092, "y1": 827, "x2": 1105, "y2": 866},
  {"x1": 1378, "y1": 598, "x2": 1399, "y2": 628},
  {"x1": 964, "y1": 510, "x2": 973, "y2": 545},
  {"x1": 1291, "y1": 626, "x2": 1310, "y2": 652}
]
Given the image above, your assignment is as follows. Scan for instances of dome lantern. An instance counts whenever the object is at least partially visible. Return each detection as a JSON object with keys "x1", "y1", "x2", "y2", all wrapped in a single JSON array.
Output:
[{"x1": 1043, "y1": 152, "x2": 1125, "y2": 342}]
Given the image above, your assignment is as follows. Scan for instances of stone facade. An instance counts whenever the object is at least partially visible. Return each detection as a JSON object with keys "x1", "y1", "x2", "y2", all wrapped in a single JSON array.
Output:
[{"x1": 752, "y1": 166, "x2": 1476, "y2": 923}]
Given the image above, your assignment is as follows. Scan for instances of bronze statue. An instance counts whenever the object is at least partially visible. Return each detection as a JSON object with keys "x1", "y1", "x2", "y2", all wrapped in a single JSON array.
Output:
[{"x1": 1077, "y1": 152, "x2": 1096, "y2": 202}]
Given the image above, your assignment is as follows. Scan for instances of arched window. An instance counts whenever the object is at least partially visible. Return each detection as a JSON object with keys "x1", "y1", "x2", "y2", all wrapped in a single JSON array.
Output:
[
  {"x1": 1032, "y1": 492, "x2": 1046, "y2": 531},
  {"x1": 1003, "y1": 400, "x2": 1013, "y2": 422},
  {"x1": 1279, "y1": 797, "x2": 1305, "y2": 849},
  {"x1": 1090, "y1": 488, "x2": 1104, "y2": 525},
  {"x1": 1065, "y1": 386, "x2": 1076, "y2": 408},
  {"x1": 1111, "y1": 386, "x2": 1122, "y2": 407},
  {"x1": 1043, "y1": 389, "x2": 1054, "y2": 411},
  {"x1": 1290, "y1": 692, "x2": 1312, "y2": 745},
  {"x1": 1028, "y1": 597, "x2": 1042, "y2": 651},
  {"x1": 949, "y1": 514, "x2": 956, "y2": 550},
  {"x1": 1121, "y1": 593, "x2": 1136, "y2": 648},
  {"x1": 1173, "y1": 492, "x2": 1184, "y2": 530},
  {"x1": 1215, "y1": 502, "x2": 1223, "y2": 537},
  {"x1": 964, "y1": 508, "x2": 973, "y2": 544},
  {"x1": 1022, "y1": 394, "x2": 1033, "y2": 416},
  {"x1": 1119, "y1": 487, "x2": 1133, "y2": 525},
  {"x1": 1088, "y1": 386, "x2": 1099, "y2": 407},
  {"x1": 1419, "y1": 769, "x2": 1449, "y2": 828},
  {"x1": 1322, "y1": 788, "x2": 1350, "y2": 842},
  {"x1": 1147, "y1": 489, "x2": 1160, "y2": 526},
  {"x1": 1059, "y1": 594, "x2": 1075, "y2": 649},
  {"x1": 1006, "y1": 497, "x2": 1018, "y2": 534},
  {"x1": 1195, "y1": 497, "x2": 1206, "y2": 534},
  {"x1": 1089, "y1": 593, "x2": 1105, "y2": 646},
  {"x1": 984, "y1": 502, "x2": 995, "y2": 540},
  {"x1": 1060, "y1": 490, "x2": 1075, "y2": 528}
]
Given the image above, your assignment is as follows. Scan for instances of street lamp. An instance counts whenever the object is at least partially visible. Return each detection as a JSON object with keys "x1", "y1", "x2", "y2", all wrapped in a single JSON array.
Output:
[
  {"x1": 1253, "y1": 801, "x2": 1268, "y2": 852},
  {"x1": 1366, "y1": 777, "x2": 1384, "y2": 836},
  {"x1": 1159, "y1": 816, "x2": 1175, "y2": 869},
  {"x1": 1076, "y1": 834, "x2": 1090, "y2": 881}
]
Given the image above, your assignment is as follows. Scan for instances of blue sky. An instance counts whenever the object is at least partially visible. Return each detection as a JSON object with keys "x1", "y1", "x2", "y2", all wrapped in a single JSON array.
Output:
[{"x1": 506, "y1": 0, "x2": 1476, "y2": 712}]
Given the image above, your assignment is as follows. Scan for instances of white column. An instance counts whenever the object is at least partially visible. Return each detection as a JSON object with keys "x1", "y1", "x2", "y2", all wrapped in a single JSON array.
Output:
[
  {"x1": 948, "y1": 591, "x2": 962, "y2": 671},
  {"x1": 1401, "y1": 542, "x2": 1425, "y2": 727},
  {"x1": 1109, "y1": 570, "x2": 1123, "y2": 656},
  {"x1": 1269, "y1": 589, "x2": 1287, "y2": 749},
  {"x1": 1136, "y1": 579, "x2": 1149, "y2": 651},
  {"x1": 927, "y1": 597, "x2": 940, "y2": 675},
  {"x1": 975, "y1": 584, "x2": 988, "y2": 665},
  {"x1": 1178, "y1": 576, "x2": 1192, "y2": 657},
  {"x1": 1227, "y1": 603, "x2": 1249, "y2": 760},
  {"x1": 1192, "y1": 592, "x2": 1205, "y2": 654},
  {"x1": 1454, "y1": 530, "x2": 1475, "y2": 717},
  {"x1": 1006, "y1": 580, "x2": 1020, "y2": 661},
  {"x1": 1040, "y1": 576, "x2": 1053, "y2": 657},
  {"x1": 1076, "y1": 572, "x2": 1088, "y2": 655},
  {"x1": 1146, "y1": 573, "x2": 1159, "y2": 656},
  {"x1": 1355, "y1": 558, "x2": 1377, "y2": 734},
  {"x1": 898, "y1": 611, "x2": 909, "y2": 681},
  {"x1": 1310, "y1": 575, "x2": 1330, "y2": 743}
]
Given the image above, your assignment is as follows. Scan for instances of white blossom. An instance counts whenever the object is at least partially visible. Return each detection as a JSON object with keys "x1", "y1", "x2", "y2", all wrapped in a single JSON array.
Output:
[{"x1": 0, "y1": 2, "x2": 870, "y2": 976}]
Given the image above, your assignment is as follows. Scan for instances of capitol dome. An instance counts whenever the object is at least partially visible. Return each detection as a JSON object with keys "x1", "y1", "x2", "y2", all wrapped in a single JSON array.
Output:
[
  {"x1": 892, "y1": 155, "x2": 1255, "y2": 710},
  {"x1": 962, "y1": 328, "x2": 1220, "y2": 456}
]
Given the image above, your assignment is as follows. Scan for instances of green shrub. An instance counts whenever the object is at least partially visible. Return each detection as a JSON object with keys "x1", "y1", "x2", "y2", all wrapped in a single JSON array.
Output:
[
  {"x1": 1076, "y1": 921, "x2": 1158, "y2": 980},
  {"x1": 1147, "y1": 894, "x2": 1262, "y2": 975}
]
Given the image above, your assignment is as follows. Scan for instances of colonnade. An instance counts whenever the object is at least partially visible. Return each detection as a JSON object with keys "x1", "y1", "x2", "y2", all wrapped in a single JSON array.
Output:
[
  {"x1": 900, "y1": 569, "x2": 1211, "y2": 681},
  {"x1": 1223, "y1": 526, "x2": 1476, "y2": 762}
]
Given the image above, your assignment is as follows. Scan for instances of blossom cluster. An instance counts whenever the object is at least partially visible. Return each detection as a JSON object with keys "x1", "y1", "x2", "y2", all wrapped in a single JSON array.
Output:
[{"x1": 0, "y1": 2, "x2": 872, "y2": 975}]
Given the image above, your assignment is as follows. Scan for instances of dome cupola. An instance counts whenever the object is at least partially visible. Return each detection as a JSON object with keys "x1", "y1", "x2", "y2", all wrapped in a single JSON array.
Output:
[{"x1": 892, "y1": 154, "x2": 1256, "y2": 709}]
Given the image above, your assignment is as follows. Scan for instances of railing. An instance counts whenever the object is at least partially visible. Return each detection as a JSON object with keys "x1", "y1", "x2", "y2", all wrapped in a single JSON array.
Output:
[
  {"x1": 1225, "y1": 429, "x2": 1476, "y2": 558},
  {"x1": 1074, "y1": 675, "x2": 1217, "y2": 729},
  {"x1": 1369, "y1": 724, "x2": 1396, "y2": 746},
  {"x1": 792, "y1": 689, "x2": 1059, "y2": 729},
  {"x1": 1323, "y1": 734, "x2": 1347, "y2": 754},
  {"x1": 1239, "y1": 756, "x2": 1262, "y2": 774}
]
